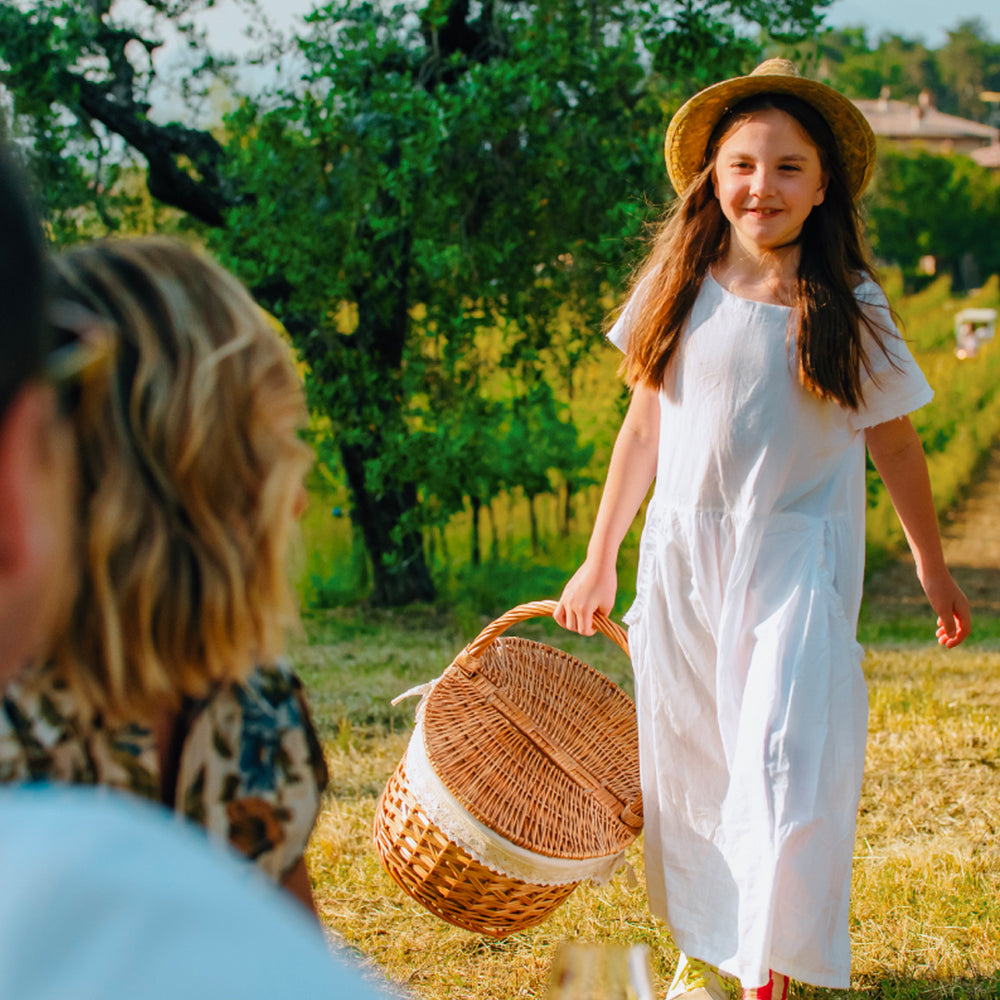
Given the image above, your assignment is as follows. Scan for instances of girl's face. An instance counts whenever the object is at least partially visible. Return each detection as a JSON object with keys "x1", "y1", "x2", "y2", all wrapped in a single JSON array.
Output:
[{"x1": 711, "y1": 108, "x2": 828, "y2": 257}]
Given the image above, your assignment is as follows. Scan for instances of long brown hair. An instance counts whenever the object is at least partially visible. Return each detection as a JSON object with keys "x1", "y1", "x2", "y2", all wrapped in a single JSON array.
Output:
[{"x1": 620, "y1": 93, "x2": 896, "y2": 408}]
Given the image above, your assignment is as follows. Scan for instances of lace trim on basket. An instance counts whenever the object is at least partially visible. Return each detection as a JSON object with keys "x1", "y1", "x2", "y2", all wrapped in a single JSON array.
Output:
[{"x1": 402, "y1": 713, "x2": 627, "y2": 888}]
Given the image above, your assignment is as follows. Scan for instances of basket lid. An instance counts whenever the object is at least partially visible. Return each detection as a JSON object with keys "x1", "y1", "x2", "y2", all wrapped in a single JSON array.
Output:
[{"x1": 421, "y1": 604, "x2": 641, "y2": 861}]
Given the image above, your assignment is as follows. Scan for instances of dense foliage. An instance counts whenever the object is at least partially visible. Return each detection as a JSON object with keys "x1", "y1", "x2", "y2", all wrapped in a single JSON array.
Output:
[
  {"x1": 0, "y1": 0, "x2": 826, "y2": 604},
  {"x1": 866, "y1": 149, "x2": 1000, "y2": 289},
  {"x1": 6, "y1": 2, "x2": 998, "y2": 605}
]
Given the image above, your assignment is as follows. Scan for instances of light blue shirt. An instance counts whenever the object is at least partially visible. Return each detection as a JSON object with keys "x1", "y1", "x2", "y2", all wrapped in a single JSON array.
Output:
[{"x1": 0, "y1": 786, "x2": 403, "y2": 999}]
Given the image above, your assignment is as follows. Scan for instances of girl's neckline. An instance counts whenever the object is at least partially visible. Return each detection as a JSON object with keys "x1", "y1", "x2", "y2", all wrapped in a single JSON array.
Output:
[{"x1": 705, "y1": 269, "x2": 792, "y2": 311}]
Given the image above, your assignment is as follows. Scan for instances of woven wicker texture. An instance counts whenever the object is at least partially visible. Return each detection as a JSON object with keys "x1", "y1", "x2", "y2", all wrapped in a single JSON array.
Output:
[
  {"x1": 373, "y1": 762, "x2": 578, "y2": 938},
  {"x1": 424, "y1": 634, "x2": 640, "y2": 858},
  {"x1": 372, "y1": 600, "x2": 643, "y2": 936}
]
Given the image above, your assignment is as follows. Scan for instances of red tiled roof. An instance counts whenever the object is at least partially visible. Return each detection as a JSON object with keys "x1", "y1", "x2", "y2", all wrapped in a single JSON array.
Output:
[
  {"x1": 853, "y1": 97, "x2": 999, "y2": 143},
  {"x1": 970, "y1": 143, "x2": 1000, "y2": 167}
]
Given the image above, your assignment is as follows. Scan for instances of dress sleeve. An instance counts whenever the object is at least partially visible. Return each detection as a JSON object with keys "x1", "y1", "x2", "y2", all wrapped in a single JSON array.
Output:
[
  {"x1": 606, "y1": 275, "x2": 655, "y2": 353},
  {"x1": 848, "y1": 279, "x2": 934, "y2": 432},
  {"x1": 175, "y1": 662, "x2": 329, "y2": 883}
]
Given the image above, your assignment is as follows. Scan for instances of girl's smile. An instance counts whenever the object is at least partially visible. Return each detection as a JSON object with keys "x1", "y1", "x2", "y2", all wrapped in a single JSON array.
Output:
[{"x1": 712, "y1": 108, "x2": 827, "y2": 257}]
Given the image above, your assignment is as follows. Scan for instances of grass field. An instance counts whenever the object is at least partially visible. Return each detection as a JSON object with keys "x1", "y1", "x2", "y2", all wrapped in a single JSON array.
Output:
[{"x1": 293, "y1": 604, "x2": 1000, "y2": 999}]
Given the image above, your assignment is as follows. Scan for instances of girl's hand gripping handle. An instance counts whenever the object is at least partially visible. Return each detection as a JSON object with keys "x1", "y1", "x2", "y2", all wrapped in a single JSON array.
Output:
[
  {"x1": 555, "y1": 383, "x2": 660, "y2": 638},
  {"x1": 554, "y1": 558, "x2": 618, "y2": 637}
]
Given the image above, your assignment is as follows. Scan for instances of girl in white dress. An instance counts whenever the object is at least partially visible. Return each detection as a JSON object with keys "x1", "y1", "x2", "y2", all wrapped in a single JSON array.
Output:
[{"x1": 554, "y1": 59, "x2": 970, "y2": 1000}]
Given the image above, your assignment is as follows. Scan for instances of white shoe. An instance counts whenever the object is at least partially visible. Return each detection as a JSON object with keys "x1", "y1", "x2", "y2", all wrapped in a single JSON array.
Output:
[{"x1": 666, "y1": 952, "x2": 731, "y2": 1000}]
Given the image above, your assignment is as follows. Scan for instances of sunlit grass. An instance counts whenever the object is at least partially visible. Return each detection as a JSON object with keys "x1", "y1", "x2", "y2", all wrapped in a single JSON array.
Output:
[{"x1": 296, "y1": 609, "x2": 1000, "y2": 999}]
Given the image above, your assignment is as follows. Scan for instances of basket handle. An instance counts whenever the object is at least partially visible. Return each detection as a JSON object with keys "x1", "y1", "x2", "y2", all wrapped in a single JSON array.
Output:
[
  {"x1": 466, "y1": 599, "x2": 629, "y2": 658},
  {"x1": 459, "y1": 600, "x2": 642, "y2": 831}
]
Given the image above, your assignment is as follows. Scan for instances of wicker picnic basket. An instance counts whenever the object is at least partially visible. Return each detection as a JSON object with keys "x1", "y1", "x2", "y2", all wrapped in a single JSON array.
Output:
[{"x1": 372, "y1": 600, "x2": 643, "y2": 938}]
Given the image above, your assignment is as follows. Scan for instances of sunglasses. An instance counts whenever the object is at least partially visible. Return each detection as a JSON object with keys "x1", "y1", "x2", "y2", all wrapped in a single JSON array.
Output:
[{"x1": 45, "y1": 300, "x2": 116, "y2": 415}]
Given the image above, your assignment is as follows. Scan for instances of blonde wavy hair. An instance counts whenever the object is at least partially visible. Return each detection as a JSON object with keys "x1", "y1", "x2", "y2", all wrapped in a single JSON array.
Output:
[{"x1": 49, "y1": 236, "x2": 312, "y2": 721}]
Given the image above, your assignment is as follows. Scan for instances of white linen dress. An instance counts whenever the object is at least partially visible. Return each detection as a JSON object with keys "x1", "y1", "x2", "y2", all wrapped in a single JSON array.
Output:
[{"x1": 608, "y1": 273, "x2": 932, "y2": 989}]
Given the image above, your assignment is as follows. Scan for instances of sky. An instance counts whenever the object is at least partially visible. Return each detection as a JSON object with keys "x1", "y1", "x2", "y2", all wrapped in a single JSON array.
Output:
[
  {"x1": 821, "y1": 0, "x2": 1000, "y2": 45},
  {"x1": 192, "y1": 0, "x2": 1000, "y2": 58}
]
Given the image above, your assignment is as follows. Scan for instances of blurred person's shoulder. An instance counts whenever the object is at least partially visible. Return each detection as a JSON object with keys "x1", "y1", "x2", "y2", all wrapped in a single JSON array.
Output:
[{"x1": 0, "y1": 786, "x2": 403, "y2": 999}]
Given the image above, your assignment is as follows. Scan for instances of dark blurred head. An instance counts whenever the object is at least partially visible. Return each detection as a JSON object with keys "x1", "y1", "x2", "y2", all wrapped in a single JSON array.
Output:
[
  {"x1": 0, "y1": 147, "x2": 77, "y2": 681},
  {"x1": 0, "y1": 150, "x2": 47, "y2": 416}
]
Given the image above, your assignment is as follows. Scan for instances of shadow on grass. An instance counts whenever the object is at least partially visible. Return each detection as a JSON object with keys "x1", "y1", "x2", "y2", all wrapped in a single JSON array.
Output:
[
  {"x1": 797, "y1": 974, "x2": 1000, "y2": 999},
  {"x1": 861, "y1": 560, "x2": 1000, "y2": 647}
]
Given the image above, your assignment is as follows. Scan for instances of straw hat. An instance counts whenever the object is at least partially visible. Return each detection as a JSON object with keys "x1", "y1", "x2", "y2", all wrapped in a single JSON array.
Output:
[{"x1": 664, "y1": 58, "x2": 876, "y2": 199}]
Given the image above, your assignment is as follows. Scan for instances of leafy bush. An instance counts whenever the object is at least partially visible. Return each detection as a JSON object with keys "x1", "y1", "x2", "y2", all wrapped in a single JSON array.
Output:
[{"x1": 866, "y1": 275, "x2": 1000, "y2": 564}]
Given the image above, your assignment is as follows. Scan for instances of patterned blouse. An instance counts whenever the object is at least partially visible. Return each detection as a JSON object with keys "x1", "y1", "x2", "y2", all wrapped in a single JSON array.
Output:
[{"x1": 0, "y1": 661, "x2": 328, "y2": 883}]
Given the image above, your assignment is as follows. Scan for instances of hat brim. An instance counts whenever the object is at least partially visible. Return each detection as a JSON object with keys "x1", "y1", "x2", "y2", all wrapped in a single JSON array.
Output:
[{"x1": 665, "y1": 72, "x2": 876, "y2": 200}]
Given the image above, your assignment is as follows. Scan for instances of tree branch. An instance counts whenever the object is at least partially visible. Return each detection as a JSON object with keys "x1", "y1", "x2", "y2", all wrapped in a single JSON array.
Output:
[{"x1": 73, "y1": 76, "x2": 232, "y2": 226}]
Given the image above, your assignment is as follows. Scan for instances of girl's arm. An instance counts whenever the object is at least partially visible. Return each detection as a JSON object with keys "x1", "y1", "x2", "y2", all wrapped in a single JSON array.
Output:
[
  {"x1": 865, "y1": 416, "x2": 971, "y2": 647},
  {"x1": 555, "y1": 382, "x2": 660, "y2": 636}
]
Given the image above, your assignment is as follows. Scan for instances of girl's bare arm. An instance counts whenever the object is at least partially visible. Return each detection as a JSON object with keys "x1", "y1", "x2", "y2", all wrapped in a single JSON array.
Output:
[
  {"x1": 555, "y1": 383, "x2": 660, "y2": 636},
  {"x1": 865, "y1": 415, "x2": 971, "y2": 647}
]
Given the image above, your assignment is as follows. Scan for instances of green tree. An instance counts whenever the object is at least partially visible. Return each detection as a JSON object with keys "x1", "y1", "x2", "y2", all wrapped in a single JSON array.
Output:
[
  {"x1": 866, "y1": 148, "x2": 1000, "y2": 289},
  {"x1": 498, "y1": 382, "x2": 594, "y2": 555},
  {"x1": 1, "y1": 0, "x2": 826, "y2": 604},
  {"x1": 936, "y1": 20, "x2": 1000, "y2": 119},
  {"x1": 775, "y1": 27, "x2": 938, "y2": 100},
  {"x1": 776, "y1": 17, "x2": 1000, "y2": 118}
]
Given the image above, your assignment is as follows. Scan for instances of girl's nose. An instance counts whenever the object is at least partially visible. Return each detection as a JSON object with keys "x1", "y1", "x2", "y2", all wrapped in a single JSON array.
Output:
[{"x1": 749, "y1": 166, "x2": 771, "y2": 197}]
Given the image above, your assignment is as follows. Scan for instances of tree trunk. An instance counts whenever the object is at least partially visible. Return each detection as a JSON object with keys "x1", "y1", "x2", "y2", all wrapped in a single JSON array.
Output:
[
  {"x1": 488, "y1": 502, "x2": 500, "y2": 561},
  {"x1": 528, "y1": 494, "x2": 539, "y2": 555},
  {"x1": 281, "y1": 176, "x2": 437, "y2": 608},
  {"x1": 344, "y1": 184, "x2": 437, "y2": 605},
  {"x1": 438, "y1": 523, "x2": 450, "y2": 571},
  {"x1": 339, "y1": 440, "x2": 434, "y2": 606},
  {"x1": 470, "y1": 495, "x2": 482, "y2": 566},
  {"x1": 561, "y1": 480, "x2": 574, "y2": 537}
]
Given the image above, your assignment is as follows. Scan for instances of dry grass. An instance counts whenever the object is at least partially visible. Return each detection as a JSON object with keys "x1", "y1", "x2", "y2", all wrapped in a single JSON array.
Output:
[
  {"x1": 296, "y1": 612, "x2": 1000, "y2": 999},
  {"x1": 849, "y1": 649, "x2": 1000, "y2": 994}
]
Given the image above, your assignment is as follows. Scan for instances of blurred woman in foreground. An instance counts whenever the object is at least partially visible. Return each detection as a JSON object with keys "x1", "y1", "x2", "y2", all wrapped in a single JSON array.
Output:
[{"x1": 0, "y1": 236, "x2": 327, "y2": 911}]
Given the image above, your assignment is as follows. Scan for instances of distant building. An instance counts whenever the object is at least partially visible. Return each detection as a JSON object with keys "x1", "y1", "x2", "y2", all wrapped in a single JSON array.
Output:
[
  {"x1": 970, "y1": 142, "x2": 1000, "y2": 169},
  {"x1": 853, "y1": 88, "x2": 999, "y2": 156}
]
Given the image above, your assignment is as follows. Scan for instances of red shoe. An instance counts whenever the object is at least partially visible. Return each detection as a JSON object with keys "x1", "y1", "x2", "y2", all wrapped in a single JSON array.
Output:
[{"x1": 741, "y1": 971, "x2": 788, "y2": 1000}]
